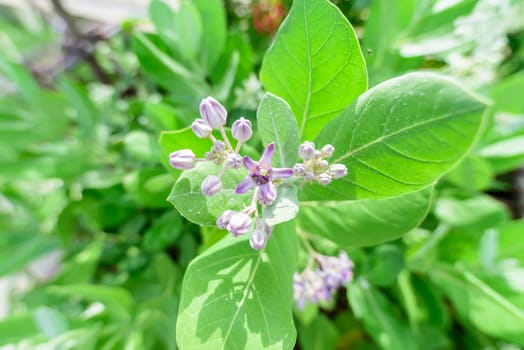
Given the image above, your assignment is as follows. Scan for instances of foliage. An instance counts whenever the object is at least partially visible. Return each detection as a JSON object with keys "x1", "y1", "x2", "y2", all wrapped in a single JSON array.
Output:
[{"x1": 1, "y1": 0, "x2": 524, "y2": 349}]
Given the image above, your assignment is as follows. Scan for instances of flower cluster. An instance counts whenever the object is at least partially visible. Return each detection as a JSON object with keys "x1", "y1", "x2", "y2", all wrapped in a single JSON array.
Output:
[
  {"x1": 168, "y1": 96, "x2": 348, "y2": 250},
  {"x1": 293, "y1": 141, "x2": 347, "y2": 185},
  {"x1": 293, "y1": 252, "x2": 354, "y2": 309}
]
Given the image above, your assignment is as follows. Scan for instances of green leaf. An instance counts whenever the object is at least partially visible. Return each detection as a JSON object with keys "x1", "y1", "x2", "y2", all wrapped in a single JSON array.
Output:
[
  {"x1": 262, "y1": 185, "x2": 299, "y2": 226},
  {"x1": 193, "y1": 0, "x2": 227, "y2": 73},
  {"x1": 257, "y1": 93, "x2": 299, "y2": 168},
  {"x1": 168, "y1": 162, "x2": 251, "y2": 226},
  {"x1": 480, "y1": 135, "x2": 524, "y2": 173},
  {"x1": 0, "y1": 313, "x2": 40, "y2": 345},
  {"x1": 444, "y1": 155, "x2": 493, "y2": 191},
  {"x1": 176, "y1": 222, "x2": 297, "y2": 349},
  {"x1": 34, "y1": 306, "x2": 68, "y2": 339},
  {"x1": 48, "y1": 284, "x2": 134, "y2": 321},
  {"x1": 132, "y1": 32, "x2": 205, "y2": 102},
  {"x1": 143, "y1": 211, "x2": 183, "y2": 252},
  {"x1": 431, "y1": 264, "x2": 524, "y2": 346},
  {"x1": 150, "y1": 0, "x2": 202, "y2": 61},
  {"x1": 298, "y1": 187, "x2": 432, "y2": 247},
  {"x1": 302, "y1": 73, "x2": 487, "y2": 201},
  {"x1": 490, "y1": 72, "x2": 524, "y2": 114},
  {"x1": 260, "y1": 0, "x2": 367, "y2": 140},
  {"x1": 434, "y1": 194, "x2": 510, "y2": 229},
  {"x1": 59, "y1": 76, "x2": 98, "y2": 138},
  {"x1": 348, "y1": 280, "x2": 417, "y2": 350},
  {"x1": 297, "y1": 314, "x2": 339, "y2": 350},
  {"x1": 362, "y1": 244, "x2": 404, "y2": 286}
]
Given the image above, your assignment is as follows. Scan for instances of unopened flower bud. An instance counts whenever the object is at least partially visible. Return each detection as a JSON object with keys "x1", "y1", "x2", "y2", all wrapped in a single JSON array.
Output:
[
  {"x1": 304, "y1": 170, "x2": 315, "y2": 182},
  {"x1": 192, "y1": 118, "x2": 212, "y2": 138},
  {"x1": 299, "y1": 141, "x2": 315, "y2": 161},
  {"x1": 217, "y1": 210, "x2": 234, "y2": 229},
  {"x1": 249, "y1": 229, "x2": 268, "y2": 250},
  {"x1": 293, "y1": 163, "x2": 305, "y2": 176},
  {"x1": 200, "y1": 96, "x2": 227, "y2": 128},
  {"x1": 211, "y1": 141, "x2": 226, "y2": 153},
  {"x1": 227, "y1": 153, "x2": 243, "y2": 169},
  {"x1": 231, "y1": 117, "x2": 252, "y2": 142},
  {"x1": 227, "y1": 212, "x2": 252, "y2": 236},
  {"x1": 321, "y1": 144, "x2": 335, "y2": 158},
  {"x1": 169, "y1": 149, "x2": 196, "y2": 170},
  {"x1": 201, "y1": 175, "x2": 222, "y2": 196},
  {"x1": 317, "y1": 173, "x2": 332, "y2": 185},
  {"x1": 317, "y1": 160, "x2": 329, "y2": 171},
  {"x1": 329, "y1": 164, "x2": 347, "y2": 179}
]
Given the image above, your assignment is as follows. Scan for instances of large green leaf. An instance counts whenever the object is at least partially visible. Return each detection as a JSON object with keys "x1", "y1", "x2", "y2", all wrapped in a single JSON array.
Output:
[
  {"x1": 168, "y1": 162, "x2": 251, "y2": 226},
  {"x1": 176, "y1": 222, "x2": 297, "y2": 349},
  {"x1": 301, "y1": 73, "x2": 487, "y2": 201},
  {"x1": 193, "y1": 0, "x2": 227, "y2": 73},
  {"x1": 431, "y1": 264, "x2": 524, "y2": 345},
  {"x1": 259, "y1": 0, "x2": 367, "y2": 140},
  {"x1": 298, "y1": 187, "x2": 432, "y2": 247},
  {"x1": 257, "y1": 93, "x2": 299, "y2": 168},
  {"x1": 348, "y1": 280, "x2": 417, "y2": 350},
  {"x1": 150, "y1": 0, "x2": 202, "y2": 62}
]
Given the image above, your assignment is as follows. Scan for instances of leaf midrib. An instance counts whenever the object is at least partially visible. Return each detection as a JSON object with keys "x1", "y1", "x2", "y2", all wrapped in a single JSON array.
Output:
[{"x1": 333, "y1": 105, "x2": 482, "y2": 164}]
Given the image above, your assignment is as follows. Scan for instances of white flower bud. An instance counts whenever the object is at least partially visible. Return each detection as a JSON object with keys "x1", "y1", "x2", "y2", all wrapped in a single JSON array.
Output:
[
  {"x1": 231, "y1": 117, "x2": 253, "y2": 142},
  {"x1": 317, "y1": 173, "x2": 332, "y2": 185},
  {"x1": 329, "y1": 164, "x2": 347, "y2": 179},
  {"x1": 201, "y1": 175, "x2": 222, "y2": 196},
  {"x1": 299, "y1": 141, "x2": 315, "y2": 161},
  {"x1": 200, "y1": 96, "x2": 227, "y2": 128},
  {"x1": 227, "y1": 153, "x2": 243, "y2": 169},
  {"x1": 217, "y1": 210, "x2": 234, "y2": 229},
  {"x1": 169, "y1": 149, "x2": 196, "y2": 170},
  {"x1": 227, "y1": 212, "x2": 253, "y2": 236},
  {"x1": 191, "y1": 118, "x2": 212, "y2": 138},
  {"x1": 321, "y1": 144, "x2": 335, "y2": 158}
]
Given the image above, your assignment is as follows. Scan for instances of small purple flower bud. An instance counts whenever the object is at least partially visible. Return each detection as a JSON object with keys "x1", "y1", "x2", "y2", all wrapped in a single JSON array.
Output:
[
  {"x1": 249, "y1": 229, "x2": 268, "y2": 250},
  {"x1": 293, "y1": 273, "x2": 306, "y2": 309},
  {"x1": 227, "y1": 212, "x2": 252, "y2": 236},
  {"x1": 212, "y1": 141, "x2": 226, "y2": 153},
  {"x1": 317, "y1": 173, "x2": 332, "y2": 185},
  {"x1": 191, "y1": 118, "x2": 212, "y2": 138},
  {"x1": 293, "y1": 163, "x2": 305, "y2": 176},
  {"x1": 231, "y1": 117, "x2": 252, "y2": 142},
  {"x1": 200, "y1": 96, "x2": 227, "y2": 128},
  {"x1": 217, "y1": 210, "x2": 234, "y2": 229},
  {"x1": 304, "y1": 170, "x2": 315, "y2": 182},
  {"x1": 329, "y1": 164, "x2": 348, "y2": 179},
  {"x1": 321, "y1": 144, "x2": 335, "y2": 158},
  {"x1": 314, "y1": 150, "x2": 322, "y2": 159},
  {"x1": 258, "y1": 183, "x2": 277, "y2": 205},
  {"x1": 226, "y1": 153, "x2": 243, "y2": 169},
  {"x1": 201, "y1": 175, "x2": 222, "y2": 196},
  {"x1": 169, "y1": 149, "x2": 196, "y2": 170},
  {"x1": 299, "y1": 141, "x2": 315, "y2": 161},
  {"x1": 317, "y1": 160, "x2": 329, "y2": 171}
]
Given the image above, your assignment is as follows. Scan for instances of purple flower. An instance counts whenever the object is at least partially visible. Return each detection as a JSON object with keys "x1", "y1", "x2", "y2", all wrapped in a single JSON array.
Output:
[
  {"x1": 169, "y1": 149, "x2": 196, "y2": 170},
  {"x1": 201, "y1": 175, "x2": 222, "y2": 196},
  {"x1": 200, "y1": 96, "x2": 227, "y2": 128},
  {"x1": 235, "y1": 143, "x2": 293, "y2": 205}
]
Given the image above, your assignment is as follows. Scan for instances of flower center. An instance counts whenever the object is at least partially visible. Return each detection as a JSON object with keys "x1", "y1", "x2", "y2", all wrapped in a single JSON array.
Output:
[{"x1": 252, "y1": 167, "x2": 271, "y2": 185}]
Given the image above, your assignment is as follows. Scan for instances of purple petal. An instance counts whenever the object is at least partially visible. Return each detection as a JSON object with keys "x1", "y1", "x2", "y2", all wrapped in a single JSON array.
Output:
[
  {"x1": 259, "y1": 143, "x2": 275, "y2": 168},
  {"x1": 258, "y1": 182, "x2": 277, "y2": 205},
  {"x1": 271, "y1": 167, "x2": 293, "y2": 180},
  {"x1": 243, "y1": 156, "x2": 258, "y2": 172},
  {"x1": 235, "y1": 176, "x2": 256, "y2": 194}
]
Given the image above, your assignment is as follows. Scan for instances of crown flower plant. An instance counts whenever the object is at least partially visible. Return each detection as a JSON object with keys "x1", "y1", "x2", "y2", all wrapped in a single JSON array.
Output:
[
  {"x1": 168, "y1": 96, "x2": 348, "y2": 250},
  {"x1": 163, "y1": 0, "x2": 489, "y2": 348}
]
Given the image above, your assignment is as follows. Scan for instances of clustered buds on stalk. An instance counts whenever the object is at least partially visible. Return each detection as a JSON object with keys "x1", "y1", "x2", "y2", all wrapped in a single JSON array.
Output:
[
  {"x1": 293, "y1": 141, "x2": 347, "y2": 186},
  {"x1": 168, "y1": 96, "x2": 349, "y2": 250},
  {"x1": 294, "y1": 252, "x2": 354, "y2": 309}
]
